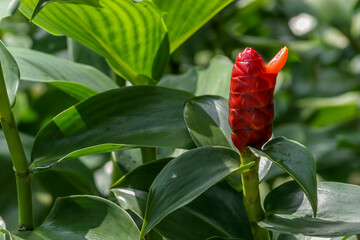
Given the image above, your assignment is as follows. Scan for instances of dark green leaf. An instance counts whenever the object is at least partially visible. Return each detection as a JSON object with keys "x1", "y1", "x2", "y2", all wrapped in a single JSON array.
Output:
[
  {"x1": 250, "y1": 137, "x2": 317, "y2": 216},
  {"x1": 260, "y1": 181, "x2": 360, "y2": 237},
  {"x1": 158, "y1": 68, "x2": 198, "y2": 94},
  {"x1": 30, "y1": 86, "x2": 195, "y2": 172},
  {"x1": 0, "y1": 41, "x2": 19, "y2": 107},
  {"x1": 113, "y1": 148, "x2": 143, "y2": 174},
  {"x1": 184, "y1": 96, "x2": 233, "y2": 149},
  {"x1": 276, "y1": 234, "x2": 356, "y2": 240},
  {"x1": 140, "y1": 146, "x2": 255, "y2": 238},
  {"x1": 153, "y1": 0, "x2": 234, "y2": 52},
  {"x1": 20, "y1": 0, "x2": 169, "y2": 85},
  {"x1": 0, "y1": 0, "x2": 20, "y2": 22},
  {"x1": 68, "y1": 38, "x2": 111, "y2": 76},
  {"x1": 112, "y1": 159, "x2": 253, "y2": 240},
  {"x1": 9, "y1": 47, "x2": 117, "y2": 100},
  {"x1": 10, "y1": 196, "x2": 140, "y2": 240},
  {"x1": 0, "y1": 216, "x2": 5, "y2": 240}
]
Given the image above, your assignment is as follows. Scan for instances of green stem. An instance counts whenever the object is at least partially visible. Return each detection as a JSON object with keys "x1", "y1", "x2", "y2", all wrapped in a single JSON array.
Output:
[
  {"x1": 141, "y1": 147, "x2": 157, "y2": 164},
  {"x1": 240, "y1": 150, "x2": 269, "y2": 240},
  {"x1": 0, "y1": 68, "x2": 33, "y2": 230}
]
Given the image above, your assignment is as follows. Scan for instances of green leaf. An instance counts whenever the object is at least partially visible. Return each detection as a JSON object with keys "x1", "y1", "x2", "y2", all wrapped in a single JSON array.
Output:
[
  {"x1": 183, "y1": 95, "x2": 272, "y2": 190},
  {"x1": 113, "y1": 148, "x2": 143, "y2": 174},
  {"x1": 20, "y1": 0, "x2": 169, "y2": 85},
  {"x1": 195, "y1": 56, "x2": 233, "y2": 98},
  {"x1": 0, "y1": 0, "x2": 20, "y2": 22},
  {"x1": 276, "y1": 234, "x2": 356, "y2": 240},
  {"x1": 184, "y1": 95, "x2": 233, "y2": 149},
  {"x1": 297, "y1": 92, "x2": 360, "y2": 127},
  {"x1": 140, "y1": 146, "x2": 255, "y2": 238},
  {"x1": 9, "y1": 196, "x2": 140, "y2": 240},
  {"x1": 0, "y1": 216, "x2": 5, "y2": 240},
  {"x1": 30, "y1": 86, "x2": 195, "y2": 172},
  {"x1": 9, "y1": 47, "x2": 117, "y2": 101},
  {"x1": 31, "y1": 0, "x2": 101, "y2": 20},
  {"x1": 207, "y1": 238, "x2": 246, "y2": 240},
  {"x1": 0, "y1": 41, "x2": 20, "y2": 107},
  {"x1": 305, "y1": 0, "x2": 356, "y2": 32},
  {"x1": 68, "y1": 38, "x2": 111, "y2": 75},
  {"x1": 153, "y1": 0, "x2": 234, "y2": 52},
  {"x1": 260, "y1": 181, "x2": 360, "y2": 237},
  {"x1": 112, "y1": 160, "x2": 253, "y2": 240},
  {"x1": 250, "y1": 137, "x2": 317, "y2": 216},
  {"x1": 158, "y1": 56, "x2": 233, "y2": 99}
]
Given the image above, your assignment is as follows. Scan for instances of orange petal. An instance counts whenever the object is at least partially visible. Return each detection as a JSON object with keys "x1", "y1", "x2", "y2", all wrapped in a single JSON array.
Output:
[{"x1": 265, "y1": 46, "x2": 288, "y2": 74}]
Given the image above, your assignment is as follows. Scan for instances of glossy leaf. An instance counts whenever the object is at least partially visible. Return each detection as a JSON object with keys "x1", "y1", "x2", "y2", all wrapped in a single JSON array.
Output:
[
  {"x1": 183, "y1": 95, "x2": 272, "y2": 188},
  {"x1": 30, "y1": 86, "x2": 195, "y2": 172},
  {"x1": 0, "y1": 216, "x2": 5, "y2": 240},
  {"x1": 20, "y1": 0, "x2": 169, "y2": 85},
  {"x1": 9, "y1": 47, "x2": 117, "y2": 100},
  {"x1": 140, "y1": 146, "x2": 255, "y2": 238},
  {"x1": 276, "y1": 234, "x2": 356, "y2": 240},
  {"x1": 158, "y1": 56, "x2": 233, "y2": 99},
  {"x1": 260, "y1": 181, "x2": 360, "y2": 237},
  {"x1": 153, "y1": 0, "x2": 234, "y2": 52},
  {"x1": 10, "y1": 196, "x2": 140, "y2": 240},
  {"x1": 0, "y1": 41, "x2": 19, "y2": 107},
  {"x1": 250, "y1": 137, "x2": 317, "y2": 216},
  {"x1": 184, "y1": 96, "x2": 233, "y2": 148},
  {"x1": 0, "y1": 0, "x2": 20, "y2": 22},
  {"x1": 112, "y1": 160, "x2": 253, "y2": 240}
]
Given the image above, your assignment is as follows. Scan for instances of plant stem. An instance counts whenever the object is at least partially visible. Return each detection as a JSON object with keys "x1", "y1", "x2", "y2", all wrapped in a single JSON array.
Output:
[
  {"x1": 141, "y1": 147, "x2": 157, "y2": 164},
  {"x1": 240, "y1": 150, "x2": 269, "y2": 240},
  {"x1": 0, "y1": 67, "x2": 33, "y2": 230}
]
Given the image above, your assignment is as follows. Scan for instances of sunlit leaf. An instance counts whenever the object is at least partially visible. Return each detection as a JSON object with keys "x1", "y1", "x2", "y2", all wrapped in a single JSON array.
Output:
[{"x1": 0, "y1": 0, "x2": 20, "y2": 22}]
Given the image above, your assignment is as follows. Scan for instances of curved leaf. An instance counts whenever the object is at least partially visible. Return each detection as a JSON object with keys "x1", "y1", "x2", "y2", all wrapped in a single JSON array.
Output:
[
  {"x1": 140, "y1": 146, "x2": 255, "y2": 238},
  {"x1": 30, "y1": 86, "x2": 195, "y2": 172},
  {"x1": 0, "y1": 0, "x2": 20, "y2": 22},
  {"x1": 0, "y1": 41, "x2": 19, "y2": 107},
  {"x1": 276, "y1": 234, "x2": 356, "y2": 240},
  {"x1": 260, "y1": 181, "x2": 360, "y2": 237},
  {"x1": 0, "y1": 216, "x2": 5, "y2": 240},
  {"x1": 250, "y1": 137, "x2": 317, "y2": 216},
  {"x1": 9, "y1": 47, "x2": 117, "y2": 100},
  {"x1": 10, "y1": 196, "x2": 140, "y2": 240},
  {"x1": 158, "y1": 55, "x2": 233, "y2": 99},
  {"x1": 184, "y1": 95, "x2": 233, "y2": 149},
  {"x1": 112, "y1": 160, "x2": 253, "y2": 240},
  {"x1": 20, "y1": 0, "x2": 169, "y2": 85},
  {"x1": 153, "y1": 0, "x2": 234, "y2": 52}
]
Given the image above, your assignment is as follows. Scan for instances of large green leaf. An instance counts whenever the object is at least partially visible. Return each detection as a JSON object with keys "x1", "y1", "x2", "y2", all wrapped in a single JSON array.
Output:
[
  {"x1": 250, "y1": 137, "x2": 317, "y2": 216},
  {"x1": 0, "y1": 41, "x2": 19, "y2": 107},
  {"x1": 8, "y1": 196, "x2": 140, "y2": 240},
  {"x1": 260, "y1": 181, "x2": 360, "y2": 237},
  {"x1": 20, "y1": 0, "x2": 169, "y2": 85},
  {"x1": 276, "y1": 234, "x2": 356, "y2": 240},
  {"x1": 112, "y1": 159, "x2": 253, "y2": 240},
  {"x1": 30, "y1": 86, "x2": 195, "y2": 172},
  {"x1": 0, "y1": 216, "x2": 5, "y2": 240},
  {"x1": 0, "y1": 0, "x2": 20, "y2": 22},
  {"x1": 140, "y1": 146, "x2": 255, "y2": 238},
  {"x1": 153, "y1": 0, "x2": 234, "y2": 52},
  {"x1": 158, "y1": 56, "x2": 233, "y2": 99},
  {"x1": 9, "y1": 47, "x2": 117, "y2": 100},
  {"x1": 183, "y1": 95, "x2": 272, "y2": 190},
  {"x1": 184, "y1": 95, "x2": 233, "y2": 148}
]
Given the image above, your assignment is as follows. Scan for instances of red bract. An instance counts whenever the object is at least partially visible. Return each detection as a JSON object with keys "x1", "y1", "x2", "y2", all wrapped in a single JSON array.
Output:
[{"x1": 229, "y1": 47, "x2": 288, "y2": 152}]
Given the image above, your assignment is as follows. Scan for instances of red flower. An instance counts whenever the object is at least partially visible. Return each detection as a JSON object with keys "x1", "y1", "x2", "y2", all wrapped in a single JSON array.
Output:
[{"x1": 229, "y1": 47, "x2": 288, "y2": 152}]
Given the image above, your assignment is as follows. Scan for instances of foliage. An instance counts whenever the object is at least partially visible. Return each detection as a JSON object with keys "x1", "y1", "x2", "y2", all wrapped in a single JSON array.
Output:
[{"x1": 0, "y1": 0, "x2": 360, "y2": 239}]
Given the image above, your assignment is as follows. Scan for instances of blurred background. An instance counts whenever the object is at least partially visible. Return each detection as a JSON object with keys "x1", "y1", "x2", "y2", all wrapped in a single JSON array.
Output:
[{"x1": 1, "y1": 0, "x2": 360, "y2": 231}]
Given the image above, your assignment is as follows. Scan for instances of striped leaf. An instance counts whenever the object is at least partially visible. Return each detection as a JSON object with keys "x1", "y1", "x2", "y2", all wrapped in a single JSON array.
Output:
[
  {"x1": 19, "y1": 0, "x2": 169, "y2": 85},
  {"x1": 153, "y1": 0, "x2": 234, "y2": 52}
]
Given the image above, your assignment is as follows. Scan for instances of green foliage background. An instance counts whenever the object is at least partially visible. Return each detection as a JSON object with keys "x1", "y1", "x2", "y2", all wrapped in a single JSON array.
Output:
[{"x1": 0, "y1": 0, "x2": 360, "y2": 238}]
